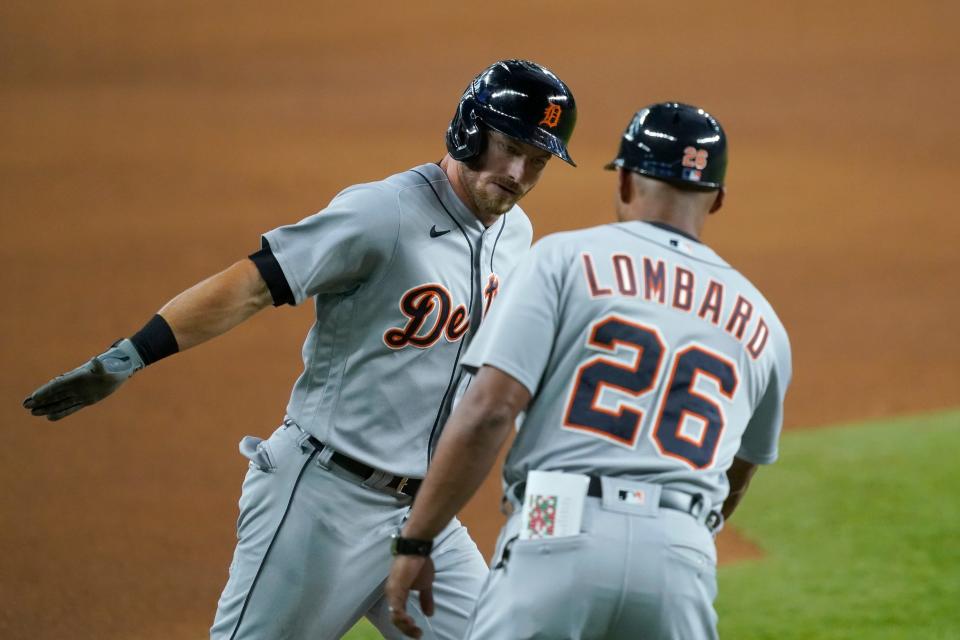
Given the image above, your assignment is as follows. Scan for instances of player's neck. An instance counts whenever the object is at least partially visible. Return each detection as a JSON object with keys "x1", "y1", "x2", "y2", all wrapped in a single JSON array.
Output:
[
  {"x1": 440, "y1": 155, "x2": 499, "y2": 228},
  {"x1": 617, "y1": 172, "x2": 720, "y2": 240}
]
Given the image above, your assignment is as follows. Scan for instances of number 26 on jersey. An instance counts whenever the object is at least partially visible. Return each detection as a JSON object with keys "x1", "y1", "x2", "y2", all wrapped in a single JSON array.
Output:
[{"x1": 562, "y1": 315, "x2": 739, "y2": 469}]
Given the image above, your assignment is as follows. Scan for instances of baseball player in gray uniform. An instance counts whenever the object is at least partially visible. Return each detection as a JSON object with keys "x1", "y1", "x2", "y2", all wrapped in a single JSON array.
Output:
[
  {"x1": 386, "y1": 102, "x2": 792, "y2": 640},
  {"x1": 22, "y1": 59, "x2": 577, "y2": 639}
]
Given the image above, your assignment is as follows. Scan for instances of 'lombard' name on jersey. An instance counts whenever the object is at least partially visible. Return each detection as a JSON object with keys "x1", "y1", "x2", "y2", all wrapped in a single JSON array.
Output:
[{"x1": 580, "y1": 252, "x2": 771, "y2": 359}]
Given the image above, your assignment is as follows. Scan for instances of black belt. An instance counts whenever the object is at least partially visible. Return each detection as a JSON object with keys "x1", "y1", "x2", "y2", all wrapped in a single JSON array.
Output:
[
  {"x1": 307, "y1": 436, "x2": 422, "y2": 498},
  {"x1": 515, "y1": 476, "x2": 723, "y2": 532}
]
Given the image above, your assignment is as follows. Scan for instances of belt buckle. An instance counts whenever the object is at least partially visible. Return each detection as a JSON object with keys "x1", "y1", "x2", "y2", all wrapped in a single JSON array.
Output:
[{"x1": 396, "y1": 477, "x2": 409, "y2": 494}]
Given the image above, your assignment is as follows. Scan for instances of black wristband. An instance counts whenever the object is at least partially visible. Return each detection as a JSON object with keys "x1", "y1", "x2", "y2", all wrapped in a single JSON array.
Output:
[
  {"x1": 391, "y1": 533, "x2": 433, "y2": 557},
  {"x1": 129, "y1": 314, "x2": 179, "y2": 366}
]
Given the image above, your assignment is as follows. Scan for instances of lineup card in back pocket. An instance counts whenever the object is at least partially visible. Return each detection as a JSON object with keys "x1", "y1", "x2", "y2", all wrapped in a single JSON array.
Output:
[{"x1": 519, "y1": 471, "x2": 590, "y2": 539}]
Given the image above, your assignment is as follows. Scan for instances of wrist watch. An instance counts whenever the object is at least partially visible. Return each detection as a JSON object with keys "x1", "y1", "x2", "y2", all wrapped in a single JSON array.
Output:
[{"x1": 391, "y1": 533, "x2": 433, "y2": 557}]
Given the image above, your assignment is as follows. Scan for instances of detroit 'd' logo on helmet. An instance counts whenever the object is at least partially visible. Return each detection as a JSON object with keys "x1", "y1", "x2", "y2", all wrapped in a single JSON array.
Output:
[
  {"x1": 539, "y1": 103, "x2": 563, "y2": 128},
  {"x1": 383, "y1": 283, "x2": 470, "y2": 349}
]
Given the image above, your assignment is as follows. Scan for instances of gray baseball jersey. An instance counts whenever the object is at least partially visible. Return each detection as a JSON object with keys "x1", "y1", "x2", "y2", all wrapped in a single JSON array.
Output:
[
  {"x1": 212, "y1": 162, "x2": 531, "y2": 640},
  {"x1": 260, "y1": 162, "x2": 531, "y2": 477},
  {"x1": 459, "y1": 220, "x2": 791, "y2": 640},
  {"x1": 462, "y1": 220, "x2": 792, "y2": 507}
]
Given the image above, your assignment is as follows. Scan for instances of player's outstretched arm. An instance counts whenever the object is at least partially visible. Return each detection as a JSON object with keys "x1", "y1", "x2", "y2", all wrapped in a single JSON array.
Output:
[
  {"x1": 23, "y1": 259, "x2": 273, "y2": 421},
  {"x1": 157, "y1": 258, "x2": 273, "y2": 351}
]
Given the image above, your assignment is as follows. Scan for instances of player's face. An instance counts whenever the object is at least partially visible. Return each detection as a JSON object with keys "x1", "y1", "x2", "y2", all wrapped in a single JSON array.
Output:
[{"x1": 460, "y1": 130, "x2": 552, "y2": 219}]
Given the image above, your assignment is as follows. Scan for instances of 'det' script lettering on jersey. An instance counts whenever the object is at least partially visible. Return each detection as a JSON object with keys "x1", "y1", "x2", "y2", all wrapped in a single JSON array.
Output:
[{"x1": 383, "y1": 282, "x2": 471, "y2": 350}]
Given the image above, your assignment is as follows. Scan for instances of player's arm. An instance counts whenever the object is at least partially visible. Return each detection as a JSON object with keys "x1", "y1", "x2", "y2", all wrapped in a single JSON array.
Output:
[
  {"x1": 385, "y1": 365, "x2": 530, "y2": 638},
  {"x1": 723, "y1": 323, "x2": 792, "y2": 521},
  {"x1": 158, "y1": 258, "x2": 273, "y2": 350},
  {"x1": 721, "y1": 456, "x2": 759, "y2": 521},
  {"x1": 24, "y1": 181, "x2": 401, "y2": 422},
  {"x1": 408, "y1": 365, "x2": 529, "y2": 538},
  {"x1": 387, "y1": 235, "x2": 564, "y2": 638},
  {"x1": 396, "y1": 237, "x2": 561, "y2": 536},
  {"x1": 23, "y1": 258, "x2": 273, "y2": 421}
]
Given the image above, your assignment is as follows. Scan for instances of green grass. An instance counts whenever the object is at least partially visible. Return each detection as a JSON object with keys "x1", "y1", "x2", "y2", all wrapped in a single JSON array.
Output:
[
  {"x1": 716, "y1": 409, "x2": 960, "y2": 639},
  {"x1": 344, "y1": 409, "x2": 960, "y2": 639},
  {"x1": 344, "y1": 619, "x2": 381, "y2": 639}
]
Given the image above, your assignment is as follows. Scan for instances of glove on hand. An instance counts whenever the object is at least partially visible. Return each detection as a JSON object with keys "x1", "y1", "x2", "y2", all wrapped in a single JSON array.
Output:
[{"x1": 23, "y1": 338, "x2": 145, "y2": 421}]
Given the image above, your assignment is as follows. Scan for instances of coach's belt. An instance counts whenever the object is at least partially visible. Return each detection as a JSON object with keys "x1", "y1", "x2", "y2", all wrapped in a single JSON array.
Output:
[
  {"x1": 306, "y1": 435, "x2": 422, "y2": 498},
  {"x1": 513, "y1": 476, "x2": 723, "y2": 533}
]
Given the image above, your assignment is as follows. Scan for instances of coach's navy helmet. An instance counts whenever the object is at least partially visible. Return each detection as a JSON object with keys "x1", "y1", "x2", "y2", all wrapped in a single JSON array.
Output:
[
  {"x1": 606, "y1": 102, "x2": 727, "y2": 190},
  {"x1": 446, "y1": 59, "x2": 577, "y2": 166}
]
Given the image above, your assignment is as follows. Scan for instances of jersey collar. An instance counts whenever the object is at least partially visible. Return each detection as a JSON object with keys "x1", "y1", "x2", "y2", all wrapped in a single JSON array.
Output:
[
  {"x1": 417, "y1": 163, "x2": 502, "y2": 234},
  {"x1": 644, "y1": 221, "x2": 701, "y2": 243}
]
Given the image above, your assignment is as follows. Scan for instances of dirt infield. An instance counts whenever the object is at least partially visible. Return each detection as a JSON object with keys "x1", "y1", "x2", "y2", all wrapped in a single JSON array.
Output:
[{"x1": 2, "y1": 2, "x2": 958, "y2": 638}]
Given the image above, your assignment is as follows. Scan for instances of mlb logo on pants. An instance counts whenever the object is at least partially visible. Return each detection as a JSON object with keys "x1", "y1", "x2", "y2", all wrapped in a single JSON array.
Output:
[{"x1": 618, "y1": 489, "x2": 646, "y2": 505}]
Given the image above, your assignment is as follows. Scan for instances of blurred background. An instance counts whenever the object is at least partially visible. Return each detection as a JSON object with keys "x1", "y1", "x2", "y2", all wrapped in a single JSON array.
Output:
[{"x1": 2, "y1": 1, "x2": 958, "y2": 638}]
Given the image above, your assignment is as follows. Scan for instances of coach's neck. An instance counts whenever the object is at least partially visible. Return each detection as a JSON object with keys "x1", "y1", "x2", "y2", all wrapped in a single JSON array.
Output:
[{"x1": 615, "y1": 169, "x2": 724, "y2": 240}]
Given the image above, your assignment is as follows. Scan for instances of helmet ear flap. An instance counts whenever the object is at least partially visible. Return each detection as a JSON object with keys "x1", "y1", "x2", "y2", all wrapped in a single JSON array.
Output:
[{"x1": 446, "y1": 97, "x2": 485, "y2": 161}]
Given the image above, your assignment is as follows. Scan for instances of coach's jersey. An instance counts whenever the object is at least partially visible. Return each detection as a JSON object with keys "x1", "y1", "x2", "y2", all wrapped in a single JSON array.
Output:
[
  {"x1": 462, "y1": 221, "x2": 792, "y2": 506},
  {"x1": 259, "y1": 162, "x2": 532, "y2": 477}
]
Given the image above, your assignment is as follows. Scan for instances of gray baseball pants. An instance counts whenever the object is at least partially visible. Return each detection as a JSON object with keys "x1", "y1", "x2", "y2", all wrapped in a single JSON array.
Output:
[
  {"x1": 464, "y1": 478, "x2": 719, "y2": 640},
  {"x1": 210, "y1": 422, "x2": 488, "y2": 640}
]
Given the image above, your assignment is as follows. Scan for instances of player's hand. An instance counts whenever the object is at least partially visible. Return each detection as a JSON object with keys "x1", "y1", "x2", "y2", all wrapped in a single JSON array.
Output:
[
  {"x1": 22, "y1": 339, "x2": 144, "y2": 421},
  {"x1": 386, "y1": 554, "x2": 435, "y2": 639}
]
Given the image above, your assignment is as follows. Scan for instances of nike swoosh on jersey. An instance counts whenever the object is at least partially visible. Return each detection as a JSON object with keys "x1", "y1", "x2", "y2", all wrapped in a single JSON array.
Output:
[{"x1": 430, "y1": 225, "x2": 451, "y2": 238}]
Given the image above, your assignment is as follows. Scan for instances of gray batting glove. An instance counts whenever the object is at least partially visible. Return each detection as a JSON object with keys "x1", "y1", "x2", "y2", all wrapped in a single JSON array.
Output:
[{"x1": 22, "y1": 338, "x2": 145, "y2": 421}]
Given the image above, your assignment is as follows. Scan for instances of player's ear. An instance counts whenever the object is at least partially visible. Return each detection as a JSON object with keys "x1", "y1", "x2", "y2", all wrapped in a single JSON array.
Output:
[
  {"x1": 709, "y1": 187, "x2": 725, "y2": 214},
  {"x1": 618, "y1": 169, "x2": 633, "y2": 205}
]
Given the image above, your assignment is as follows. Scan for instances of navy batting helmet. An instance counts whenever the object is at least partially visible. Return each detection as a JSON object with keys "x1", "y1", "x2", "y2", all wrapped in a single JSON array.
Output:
[
  {"x1": 606, "y1": 102, "x2": 727, "y2": 190},
  {"x1": 446, "y1": 59, "x2": 577, "y2": 166}
]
